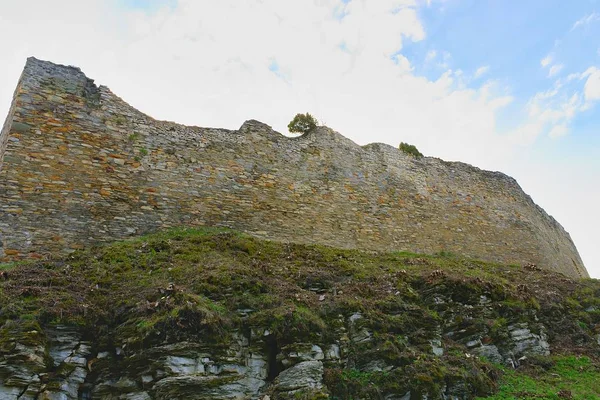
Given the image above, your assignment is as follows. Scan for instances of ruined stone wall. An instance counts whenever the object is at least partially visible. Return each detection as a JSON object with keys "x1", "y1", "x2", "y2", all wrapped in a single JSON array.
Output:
[
  {"x1": 0, "y1": 58, "x2": 588, "y2": 278},
  {"x1": 0, "y1": 70, "x2": 21, "y2": 173}
]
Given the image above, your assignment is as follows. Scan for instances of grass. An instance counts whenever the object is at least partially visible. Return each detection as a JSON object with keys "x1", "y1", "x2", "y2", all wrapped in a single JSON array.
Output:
[
  {"x1": 0, "y1": 226, "x2": 598, "y2": 398},
  {"x1": 0, "y1": 262, "x2": 17, "y2": 271},
  {"x1": 479, "y1": 356, "x2": 600, "y2": 400}
]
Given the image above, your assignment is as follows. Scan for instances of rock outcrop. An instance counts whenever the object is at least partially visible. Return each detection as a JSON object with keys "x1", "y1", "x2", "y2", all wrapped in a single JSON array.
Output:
[{"x1": 0, "y1": 229, "x2": 598, "y2": 399}]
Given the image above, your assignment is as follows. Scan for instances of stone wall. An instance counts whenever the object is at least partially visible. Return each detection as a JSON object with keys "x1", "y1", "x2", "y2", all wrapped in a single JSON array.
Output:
[
  {"x1": 0, "y1": 57, "x2": 589, "y2": 278},
  {"x1": 0, "y1": 69, "x2": 20, "y2": 173}
]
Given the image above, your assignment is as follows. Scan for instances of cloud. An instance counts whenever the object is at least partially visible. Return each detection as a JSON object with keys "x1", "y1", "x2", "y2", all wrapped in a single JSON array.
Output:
[
  {"x1": 565, "y1": 66, "x2": 600, "y2": 107},
  {"x1": 100, "y1": 1, "x2": 517, "y2": 167},
  {"x1": 548, "y1": 124, "x2": 569, "y2": 138},
  {"x1": 541, "y1": 54, "x2": 553, "y2": 67},
  {"x1": 0, "y1": 0, "x2": 595, "y2": 171},
  {"x1": 540, "y1": 53, "x2": 563, "y2": 78},
  {"x1": 534, "y1": 92, "x2": 582, "y2": 123},
  {"x1": 583, "y1": 67, "x2": 600, "y2": 101},
  {"x1": 571, "y1": 12, "x2": 600, "y2": 31},
  {"x1": 438, "y1": 51, "x2": 452, "y2": 69},
  {"x1": 424, "y1": 49, "x2": 437, "y2": 63},
  {"x1": 473, "y1": 65, "x2": 490, "y2": 79},
  {"x1": 548, "y1": 64, "x2": 564, "y2": 77},
  {"x1": 526, "y1": 75, "x2": 594, "y2": 141},
  {"x1": 520, "y1": 62, "x2": 600, "y2": 141},
  {"x1": 0, "y1": 0, "x2": 581, "y2": 171}
]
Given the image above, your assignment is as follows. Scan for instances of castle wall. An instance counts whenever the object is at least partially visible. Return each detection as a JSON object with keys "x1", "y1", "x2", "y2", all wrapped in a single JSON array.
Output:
[
  {"x1": 0, "y1": 58, "x2": 588, "y2": 278},
  {"x1": 0, "y1": 71, "x2": 21, "y2": 173}
]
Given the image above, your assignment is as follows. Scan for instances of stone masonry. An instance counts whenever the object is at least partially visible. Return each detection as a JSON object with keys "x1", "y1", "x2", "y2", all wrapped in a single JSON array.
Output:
[{"x1": 0, "y1": 58, "x2": 589, "y2": 278}]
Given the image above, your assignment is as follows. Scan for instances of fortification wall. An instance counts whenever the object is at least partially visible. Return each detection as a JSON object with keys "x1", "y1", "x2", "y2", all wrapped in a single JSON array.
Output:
[
  {"x1": 0, "y1": 71, "x2": 21, "y2": 173},
  {"x1": 0, "y1": 58, "x2": 588, "y2": 278}
]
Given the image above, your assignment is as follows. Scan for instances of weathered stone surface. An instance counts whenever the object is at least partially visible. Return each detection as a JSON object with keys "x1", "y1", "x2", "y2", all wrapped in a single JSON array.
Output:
[
  {"x1": 471, "y1": 345, "x2": 503, "y2": 364},
  {"x1": 1, "y1": 288, "x2": 598, "y2": 399},
  {"x1": 279, "y1": 343, "x2": 325, "y2": 368},
  {"x1": 0, "y1": 57, "x2": 588, "y2": 278},
  {"x1": 152, "y1": 375, "x2": 258, "y2": 400},
  {"x1": 0, "y1": 322, "x2": 46, "y2": 399},
  {"x1": 80, "y1": 337, "x2": 271, "y2": 399},
  {"x1": 273, "y1": 361, "x2": 324, "y2": 396},
  {"x1": 507, "y1": 323, "x2": 550, "y2": 360}
]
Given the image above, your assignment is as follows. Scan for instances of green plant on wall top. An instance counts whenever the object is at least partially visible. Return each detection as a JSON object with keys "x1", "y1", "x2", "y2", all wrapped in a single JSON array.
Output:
[
  {"x1": 288, "y1": 112, "x2": 319, "y2": 134},
  {"x1": 399, "y1": 142, "x2": 424, "y2": 158}
]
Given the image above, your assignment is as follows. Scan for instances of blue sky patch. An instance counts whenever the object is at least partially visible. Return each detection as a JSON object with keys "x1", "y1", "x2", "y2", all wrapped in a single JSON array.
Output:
[
  {"x1": 404, "y1": 0, "x2": 599, "y2": 96},
  {"x1": 399, "y1": 0, "x2": 600, "y2": 145},
  {"x1": 118, "y1": 0, "x2": 177, "y2": 13}
]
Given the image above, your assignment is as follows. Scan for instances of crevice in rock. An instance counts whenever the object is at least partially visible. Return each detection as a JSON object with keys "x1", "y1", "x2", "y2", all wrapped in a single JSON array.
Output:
[
  {"x1": 84, "y1": 78, "x2": 101, "y2": 109},
  {"x1": 265, "y1": 335, "x2": 280, "y2": 382},
  {"x1": 79, "y1": 349, "x2": 99, "y2": 400},
  {"x1": 16, "y1": 384, "x2": 29, "y2": 399},
  {"x1": 80, "y1": 384, "x2": 93, "y2": 400}
]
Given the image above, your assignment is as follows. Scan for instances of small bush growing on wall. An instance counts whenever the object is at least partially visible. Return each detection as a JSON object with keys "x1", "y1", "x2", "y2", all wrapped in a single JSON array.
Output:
[
  {"x1": 288, "y1": 113, "x2": 318, "y2": 134},
  {"x1": 399, "y1": 142, "x2": 424, "y2": 158}
]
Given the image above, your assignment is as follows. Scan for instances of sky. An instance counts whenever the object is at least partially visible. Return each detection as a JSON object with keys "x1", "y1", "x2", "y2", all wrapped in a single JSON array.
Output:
[{"x1": 0, "y1": 0, "x2": 598, "y2": 278}]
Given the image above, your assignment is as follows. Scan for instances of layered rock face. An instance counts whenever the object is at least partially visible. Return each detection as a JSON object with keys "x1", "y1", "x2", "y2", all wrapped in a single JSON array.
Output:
[
  {"x1": 0, "y1": 58, "x2": 588, "y2": 278},
  {"x1": 0, "y1": 229, "x2": 598, "y2": 399},
  {"x1": 1, "y1": 325, "x2": 330, "y2": 400},
  {"x1": 0, "y1": 319, "x2": 555, "y2": 400}
]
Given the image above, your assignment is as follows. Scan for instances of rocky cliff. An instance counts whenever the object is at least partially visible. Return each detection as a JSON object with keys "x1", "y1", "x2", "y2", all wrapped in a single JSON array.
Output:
[
  {"x1": 0, "y1": 228, "x2": 599, "y2": 399},
  {"x1": 0, "y1": 58, "x2": 588, "y2": 278}
]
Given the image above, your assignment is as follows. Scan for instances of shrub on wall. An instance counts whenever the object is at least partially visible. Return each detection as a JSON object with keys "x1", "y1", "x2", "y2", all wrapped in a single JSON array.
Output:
[
  {"x1": 288, "y1": 113, "x2": 319, "y2": 134},
  {"x1": 399, "y1": 142, "x2": 424, "y2": 158}
]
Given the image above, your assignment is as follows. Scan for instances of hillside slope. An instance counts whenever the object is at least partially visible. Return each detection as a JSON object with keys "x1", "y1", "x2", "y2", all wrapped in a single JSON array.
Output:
[{"x1": 0, "y1": 228, "x2": 598, "y2": 399}]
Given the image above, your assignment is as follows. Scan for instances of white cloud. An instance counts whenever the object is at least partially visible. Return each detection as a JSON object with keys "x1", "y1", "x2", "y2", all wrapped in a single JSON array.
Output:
[
  {"x1": 571, "y1": 12, "x2": 600, "y2": 31},
  {"x1": 393, "y1": 54, "x2": 414, "y2": 73},
  {"x1": 566, "y1": 66, "x2": 600, "y2": 108},
  {"x1": 540, "y1": 53, "x2": 563, "y2": 78},
  {"x1": 583, "y1": 67, "x2": 600, "y2": 101},
  {"x1": 529, "y1": 91, "x2": 582, "y2": 125},
  {"x1": 548, "y1": 64, "x2": 564, "y2": 77},
  {"x1": 438, "y1": 51, "x2": 452, "y2": 69},
  {"x1": 424, "y1": 49, "x2": 437, "y2": 63},
  {"x1": 541, "y1": 54, "x2": 553, "y2": 67},
  {"x1": 0, "y1": 0, "x2": 506, "y2": 169},
  {"x1": 523, "y1": 63, "x2": 600, "y2": 141},
  {"x1": 0, "y1": 0, "x2": 584, "y2": 181},
  {"x1": 473, "y1": 65, "x2": 490, "y2": 79},
  {"x1": 548, "y1": 124, "x2": 569, "y2": 138}
]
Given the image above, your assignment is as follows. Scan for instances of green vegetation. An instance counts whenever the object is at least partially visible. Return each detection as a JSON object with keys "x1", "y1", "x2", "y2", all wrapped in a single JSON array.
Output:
[
  {"x1": 128, "y1": 133, "x2": 140, "y2": 142},
  {"x1": 113, "y1": 115, "x2": 127, "y2": 126},
  {"x1": 399, "y1": 142, "x2": 424, "y2": 158},
  {"x1": 479, "y1": 356, "x2": 600, "y2": 400},
  {"x1": 0, "y1": 262, "x2": 15, "y2": 271},
  {"x1": 288, "y1": 112, "x2": 319, "y2": 134},
  {"x1": 139, "y1": 147, "x2": 148, "y2": 157},
  {"x1": 0, "y1": 227, "x2": 598, "y2": 398}
]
